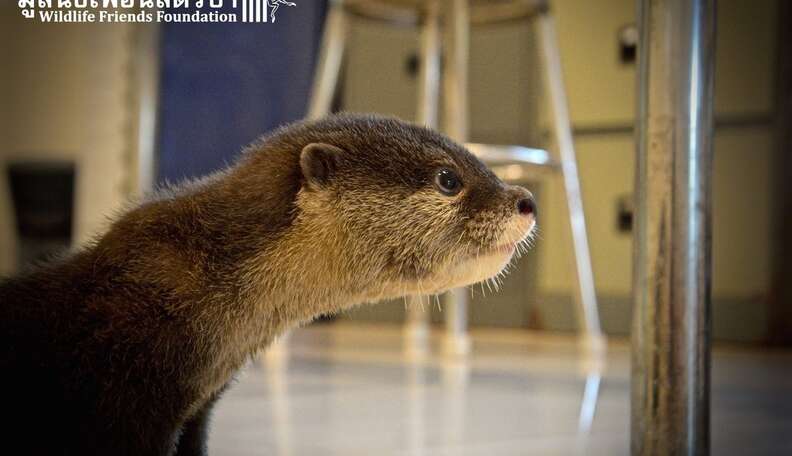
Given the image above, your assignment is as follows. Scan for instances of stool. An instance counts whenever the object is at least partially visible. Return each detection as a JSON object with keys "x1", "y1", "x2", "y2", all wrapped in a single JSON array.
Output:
[{"x1": 308, "y1": 0, "x2": 604, "y2": 355}]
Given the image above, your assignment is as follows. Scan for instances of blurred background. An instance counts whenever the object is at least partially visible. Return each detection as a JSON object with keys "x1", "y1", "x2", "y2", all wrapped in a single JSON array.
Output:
[
  {"x1": 1, "y1": 0, "x2": 790, "y2": 454},
  {"x1": 2, "y1": 0, "x2": 788, "y2": 342}
]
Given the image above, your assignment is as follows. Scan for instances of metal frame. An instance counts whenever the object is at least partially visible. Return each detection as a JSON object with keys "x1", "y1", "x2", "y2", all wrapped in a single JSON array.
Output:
[
  {"x1": 535, "y1": 10, "x2": 604, "y2": 349},
  {"x1": 308, "y1": 0, "x2": 348, "y2": 120},
  {"x1": 307, "y1": 0, "x2": 603, "y2": 352},
  {"x1": 631, "y1": 0, "x2": 716, "y2": 454},
  {"x1": 440, "y1": 0, "x2": 473, "y2": 357},
  {"x1": 342, "y1": 0, "x2": 547, "y2": 26},
  {"x1": 132, "y1": 23, "x2": 161, "y2": 195},
  {"x1": 405, "y1": 0, "x2": 442, "y2": 356}
]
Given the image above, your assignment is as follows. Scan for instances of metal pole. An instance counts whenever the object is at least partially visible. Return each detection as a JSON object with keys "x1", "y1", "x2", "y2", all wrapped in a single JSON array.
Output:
[
  {"x1": 417, "y1": 0, "x2": 441, "y2": 129},
  {"x1": 405, "y1": 0, "x2": 442, "y2": 356},
  {"x1": 442, "y1": 0, "x2": 469, "y2": 141},
  {"x1": 307, "y1": 0, "x2": 347, "y2": 120},
  {"x1": 631, "y1": 0, "x2": 716, "y2": 454},
  {"x1": 442, "y1": 0, "x2": 471, "y2": 357},
  {"x1": 535, "y1": 9, "x2": 604, "y2": 348},
  {"x1": 132, "y1": 23, "x2": 160, "y2": 196}
]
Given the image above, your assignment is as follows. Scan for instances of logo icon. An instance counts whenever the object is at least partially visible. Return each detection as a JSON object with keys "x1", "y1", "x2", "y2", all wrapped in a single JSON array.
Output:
[
  {"x1": 268, "y1": 0, "x2": 295, "y2": 23},
  {"x1": 241, "y1": 0, "x2": 295, "y2": 23}
]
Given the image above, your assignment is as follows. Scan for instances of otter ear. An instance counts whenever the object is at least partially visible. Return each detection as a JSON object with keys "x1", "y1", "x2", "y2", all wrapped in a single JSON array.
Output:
[{"x1": 300, "y1": 143, "x2": 343, "y2": 186}]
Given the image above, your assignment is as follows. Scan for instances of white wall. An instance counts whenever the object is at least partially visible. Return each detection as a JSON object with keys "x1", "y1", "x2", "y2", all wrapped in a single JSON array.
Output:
[{"x1": 0, "y1": 6, "x2": 141, "y2": 274}]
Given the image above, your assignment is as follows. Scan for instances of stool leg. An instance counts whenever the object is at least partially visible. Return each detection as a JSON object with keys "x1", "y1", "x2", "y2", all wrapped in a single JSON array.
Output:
[
  {"x1": 405, "y1": 0, "x2": 442, "y2": 357},
  {"x1": 631, "y1": 0, "x2": 715, "y2": 452},
  {"x1": 442, "y1": 0, "x2": 469, "y2": 140},
  {"x1": 275, "y1": 1, "x2": 346, "y2": 357},
  {"x1": 417, "y1": 0, "x2": 442, "y2": 128},
  {"x1": 442, "y1": 288, "x2": 472, "y2": 356},
  {"x1": 535, "y1": 10, "x2": 604, "y2": 349},
  {"x1": 307, "y1": 0, "x2": 348, "y2": 120},
  {"x1": 441, "y1": 0, "x2": 471, "y2": 357}
]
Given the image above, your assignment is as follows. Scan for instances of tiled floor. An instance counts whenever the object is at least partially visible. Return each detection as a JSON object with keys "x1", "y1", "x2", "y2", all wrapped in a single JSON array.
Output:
[{"x1": 209, "y1": 323, "x2": 792, "y2": 455}]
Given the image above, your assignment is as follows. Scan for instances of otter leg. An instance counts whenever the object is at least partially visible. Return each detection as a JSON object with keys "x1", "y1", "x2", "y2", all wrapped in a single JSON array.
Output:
[{"x1": 173, "y1": 391, "x2": 225, "y2": 456}]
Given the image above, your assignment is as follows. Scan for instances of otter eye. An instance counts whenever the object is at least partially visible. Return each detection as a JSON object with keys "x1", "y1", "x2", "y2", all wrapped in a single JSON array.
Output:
[{"x1": 434, "y1": 168, "x2": 462, "y2": 196}]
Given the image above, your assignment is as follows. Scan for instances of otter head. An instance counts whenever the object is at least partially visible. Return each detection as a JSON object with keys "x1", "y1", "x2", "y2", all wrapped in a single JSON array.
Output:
[{"x1": 294, "y1": 115, "x2": 536, "y2": 301}]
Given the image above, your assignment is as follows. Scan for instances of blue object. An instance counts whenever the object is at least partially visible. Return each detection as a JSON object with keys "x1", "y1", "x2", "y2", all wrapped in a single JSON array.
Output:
[{"x1": 157, "y1": 1, "x2": 327, "y2": 183}]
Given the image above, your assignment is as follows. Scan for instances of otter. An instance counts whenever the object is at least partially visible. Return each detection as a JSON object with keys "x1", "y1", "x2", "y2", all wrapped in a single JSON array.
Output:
[{"x1": 0, "y1": 114, "x2": 536, "y2": 455}]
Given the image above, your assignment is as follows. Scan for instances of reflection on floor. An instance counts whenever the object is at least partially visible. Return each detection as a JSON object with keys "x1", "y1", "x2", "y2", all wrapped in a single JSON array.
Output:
[{"x1": 209, "y1": 323, "x2": 792, "y2": 455}]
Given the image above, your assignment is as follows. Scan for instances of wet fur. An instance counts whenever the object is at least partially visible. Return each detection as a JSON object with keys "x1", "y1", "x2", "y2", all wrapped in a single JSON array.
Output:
[{"x1": 0, "y1": 114, "x2": 535, "y2": 455}]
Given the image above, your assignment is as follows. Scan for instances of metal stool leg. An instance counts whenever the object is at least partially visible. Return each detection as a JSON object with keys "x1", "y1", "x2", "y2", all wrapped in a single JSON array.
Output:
[
  {"x1": 535, "y1": 9, "x2": 604, "y2": 350},
  {"x1": 416, "y1": 0, "x2": 441, "y2": 128},
  {"x1": 405, "y1": 0, "x2": 442, "y2": 357},
  {"x1": 442, "y1": 288, "x2": 471, "y2": 356},
  {"x1": 442, "y1": 0, "x2": 469, "y2": 140},
  {"x1": 308, "y1": 0, "x2": 348, "y2": 120},
  {"x1": 274, "y1": 0, "x2": 347, "y2": 358},
  {"x1": 441, "y1": 0, "x2": 472, "y2": 357},
  {"x1": 631, "y1": 0, "x2": 715, "y2": 453}
]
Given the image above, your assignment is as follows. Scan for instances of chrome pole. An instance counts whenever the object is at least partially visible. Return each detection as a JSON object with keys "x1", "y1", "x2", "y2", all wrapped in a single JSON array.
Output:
[
  {"x1": 417, "y1": 0, "x2": 441, "y2": 129},
  {"x1": 631, "y1": 0, "x2": 716, "y2": 455},
  {"x1": 307, "y1": 0, "x2": 347, "y2": 120},
  {"x1": 132, "y1": 23, "x2": 161, "y2": 195},
  {"x1": 442, "y1": 0, "x2": 469, "y2": 141},
  {"x1": 442, "y1": 0, "x2": 471, "y2": 357},
  {"x1": 405, "y1": 0, "x2": 442, "y2": 356},
  {"x1": 535, "y1": 8, "x2": 604, "y2": 348}
]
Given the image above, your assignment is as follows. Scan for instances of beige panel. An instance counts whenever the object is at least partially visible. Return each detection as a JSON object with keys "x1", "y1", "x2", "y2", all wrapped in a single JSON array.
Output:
[
  {"x1": 537, "y1": 126, "x2": 773, "y2": 302},
  {"x1": 0, "y1": 6, "x2": 14, "y2": 274},
  {"x1": 344, "y1": 0, "x2": 778, "y2": 130},
  {"x1": 535, "y1": 133, "x2": 635, "y2": 296},
  {"x1": 5, "y1": 24, "x2": 82, "y2": 154},
  {"x1": 0, "y1": 6, "x2": 136, "y2": 266},
  {"x1": 714, "y1": 0, "x2": 777, "y2": 117},
  {"x1": 711, "y1": 127, "x2": 772, "y2": 296},
  {"x1": 344, "y1": 17, "x2": 418, "y2": 120},
  {"x1": 75, "y1": 23, "x2": 135, "y2": 244},
  {"x1": 343, "y1": 14, "x2": 541, "y2": 145},
  {"x1": 552, "y1": 0, "x2": 637, "y2": 126},
  {"x1": 553, "y1": 0, "x2": 777, "y2": 126},
  {"x1": 468, "y1": 21, "x2": 540, "y2": 145}
]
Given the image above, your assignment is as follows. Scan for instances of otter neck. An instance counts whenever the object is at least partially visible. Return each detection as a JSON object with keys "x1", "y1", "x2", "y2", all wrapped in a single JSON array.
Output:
[{"x1": 241, "y1": 211, "x2": 375, "y2": 339}]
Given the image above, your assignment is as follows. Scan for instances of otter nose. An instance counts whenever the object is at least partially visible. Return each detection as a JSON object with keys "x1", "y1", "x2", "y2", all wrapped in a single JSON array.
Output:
[{"x1": 517, "y1": 197, "x2": 536, "y2": 217}]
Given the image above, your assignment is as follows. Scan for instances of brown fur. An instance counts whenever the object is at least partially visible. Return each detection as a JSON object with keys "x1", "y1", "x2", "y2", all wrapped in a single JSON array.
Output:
[{"x1": 0, "y1": 113, "x2": 536, "y2": 455}]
